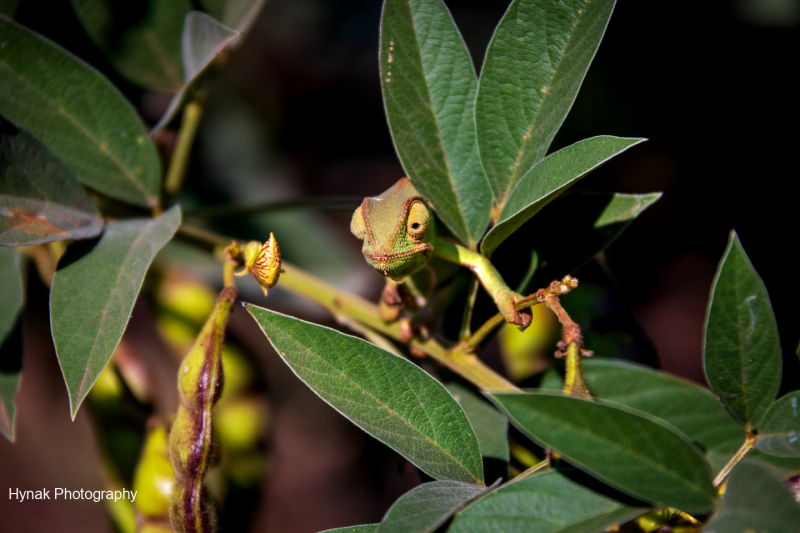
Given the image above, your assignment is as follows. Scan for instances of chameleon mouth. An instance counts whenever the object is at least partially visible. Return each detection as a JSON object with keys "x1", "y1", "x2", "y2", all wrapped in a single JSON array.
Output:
[{"x1": 363, "y1": 243, "x2": 433, "y2": 278}]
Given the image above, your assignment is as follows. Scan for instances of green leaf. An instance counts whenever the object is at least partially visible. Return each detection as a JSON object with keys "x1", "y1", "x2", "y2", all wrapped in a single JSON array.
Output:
[
  {"x1": 199, "y1": 0, "x2": 265, "y2": 31},
  {"x1": 704, "y1": 460, "x2": 800, "y2": 533},
  {"x1": 1, "y1": 120, "x2": 103, "y2": 246},
  {"x1": 755, "y1": 392, "x2": 800, "y2": 457},
  {"x1": 515, "y1": 192, "x2": 660, "y2": 289},
  {"x1": 491, "y1": 391, "x2": 717, "y2": 514},
  {"x1": 319, "y1": 526, "x2": 377, "y2": 533},
  {"x1": 51, "y1": 205, "x2": 181, "y2": 418},
  {"x1": 151, "y1": 11, "x2": 239, "y2": 135},
  {"x1": 379, "y1": 0, "x2": 492, "y2": 248},
  {"x1": 0, "y1": 247, "x2": 23, "y2": 441},
  {"x1": 704, "y1": 231, "x2": 781, "y2": 430},
  {"x1": 70, "y1": 0, "x2": 191, "y2": 91},
  {"x1": 481, "y1": 136, "x2": 645, "y2": 254},
  {"x1": 582, "y1": 359, "x2": 745, "y2": 456},
  {"x1": 378, "y1": 480, "x2": 489, "y2": 533},
  {"x1": 246, "y1": 305, "x2": 484, "y2": 485},
  {"x1": 447, "y1": 470, "x2": 644, "y2": 533},
  {"x1": 445, "y1": 383, "x2": 509, "y2": 462},
  {"x1": 0, "y1": 16, "x2": 161, "y2": 208},
  {"x1": 475, "y1": 0, "x2": 617, "y2": 204}
]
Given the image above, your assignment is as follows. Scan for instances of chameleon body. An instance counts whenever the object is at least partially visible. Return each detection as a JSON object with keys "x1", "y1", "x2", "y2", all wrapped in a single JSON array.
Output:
[{"x1": 351, "y1": 178, "x2": 530, "y2": 328}]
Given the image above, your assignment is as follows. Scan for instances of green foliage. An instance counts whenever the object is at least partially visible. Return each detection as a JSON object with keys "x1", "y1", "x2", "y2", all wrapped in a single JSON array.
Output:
[
  {"x1": 377, "y1": 480, "x2": 489, "y2": 533},
  {"x1": 0, "y1": 16, "x2": 161, "y2": 208},
  {"x1": 2, "y1": 0, "x2": 797, "y2": 531},
  {"x1": 70, "y1": 0, "x2": 190, "y2": 91},
  {"x1": 0, "y1": 120, "x2": 103, "y2": 246},
  {"x1": 51, "y1": 206, "x2": 181, "y2": 418},
  {"x1": 379, "y1": 0, "x2": 492, "y2": 249},
  {"x1": 491, "y1": 392, "x2": 717, "y2": 514},
  {"x1": 246, "y1": 304, "x2": 484, "y2": 485},
  {"x1": 446, "y1": 383, "x2": 509, "y2": 462},
  {"x1": 754, "y1": 391, "x2": 800, "y2": 457},
  {"x1": 447, "y1": 470, "x2": 643, "y2": 533},
  {"x1": 475, "y1": 0, "x2": 617, "y2": 205},
  {"x1": 0, "y1": 246, "x2": 23, "y2": 441},
  {"x1": 704, "y1": 231, "x2": 782, "y2": 430},
  {"x1": 481, "y1": 136, "x2": 646, "y2": 254},
  {"x1": 704, "y1": 460, "x2": 800, "y2": 533}
]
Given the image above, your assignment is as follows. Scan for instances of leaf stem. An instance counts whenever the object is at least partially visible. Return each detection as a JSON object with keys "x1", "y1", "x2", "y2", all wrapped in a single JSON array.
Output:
[
  {"x1": 459, "y1": 277, "x2": 480, "y2": 341},
  {"x1": 713, "y1": 432, "x2": 755, "y2": 487},
  {"x1": 164, "y1": 100, "x2": 204, "y2": 196}
]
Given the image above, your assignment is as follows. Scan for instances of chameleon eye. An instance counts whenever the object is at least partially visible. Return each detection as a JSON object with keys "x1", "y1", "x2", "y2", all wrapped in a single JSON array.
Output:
[{"x1": 406, "y1": 201, "x2": 430, "y2": 239}]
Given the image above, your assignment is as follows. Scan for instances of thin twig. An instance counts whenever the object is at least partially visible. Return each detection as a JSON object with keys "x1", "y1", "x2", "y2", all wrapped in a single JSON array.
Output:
[
  {"x1": 164, "y1": 101, "x2": 204, "y2": 196},
  {"x1": 713, "y1": 432, "x2": 755, "y2": 487}
]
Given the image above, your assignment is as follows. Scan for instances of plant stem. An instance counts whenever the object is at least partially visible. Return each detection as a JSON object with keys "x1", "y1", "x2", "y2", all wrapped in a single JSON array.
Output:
[
  {"x1": 513, "y1": 459, "x2": 550, "y2": 482},
  {"x1": 184, "y1": 197, "x2": 361, "y2": 218},
  {"x1": 460, "y1": 296, "x2": 543, "y2": 352},
  {"x1": 459, "y1": 277, "x2": 480, "y2": 341},
  {"x1": 278, "y1": 264, "x2": 521, "y2": 393},
  {"x1": 564, "y1": 343, "x2": 591, "y2": 399},
  {"x1": 177, "y1": 223, "x2": 521, "y2": 392},
  {"x1": 713, "y1": 432, "x2": 755, "y2": 487},
  {"x1": 164, "y1": 100, "x2": 204, "y2": 196}
]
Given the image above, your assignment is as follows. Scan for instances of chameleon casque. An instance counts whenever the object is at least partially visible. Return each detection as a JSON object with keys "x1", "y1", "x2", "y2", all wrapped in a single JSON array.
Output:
[{"x1": 350, "y1": 178, "x2": 531, "y2": 329}]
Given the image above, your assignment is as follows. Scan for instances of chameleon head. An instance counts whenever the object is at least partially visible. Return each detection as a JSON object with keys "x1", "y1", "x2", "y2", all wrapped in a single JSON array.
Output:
[{"x1": 350, "y1": 178, "x2": 434, "y2": 280}]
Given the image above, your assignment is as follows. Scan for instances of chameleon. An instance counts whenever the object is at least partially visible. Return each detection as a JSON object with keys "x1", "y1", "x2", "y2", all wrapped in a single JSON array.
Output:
[{"x1": 350, "y1": 178, "x2": 531, "y2": 329}]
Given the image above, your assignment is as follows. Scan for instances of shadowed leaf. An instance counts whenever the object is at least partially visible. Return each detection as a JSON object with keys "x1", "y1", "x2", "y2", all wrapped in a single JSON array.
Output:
[
  {"x1": 0, "y1": 16, "x2": 161, "y2": 207},
  {"x1": 1, "y1": 120, "x2": 103, "y2": 246},
  {"x1": 51, "y1": 205, "x2": 181, "y2": 418},
  {"x1": 482, "y1": 137, "x2": 645, "y2": 254},
  {"x1": 70, "y1": 0, "x2": 190, "y2": 91},
  {"x1": 755, "y1": 392, "x2": 800, "y2": 457},
  {"x1": 704, "y1": 460, "x2": 800, "y2": 533},
  {"x1": 378, "y1": 480, "x2": 490, "y2": 533},
  {"x1": 447, "y1": 470, "x2": 644, "y2": 533},
  {"x1": 151, "y1": 12, "x2": 239, "y2": 134},
  {"x1": 476, "y1": 0, "x2": 617, "y2": 204},
  {"x1": 0, "y1": 247, "x2": 24, "y2": 441},
  {"x1": 704, "y1": 231, "x2": 781, "y2": 430},
  {"x1": 491, "y1": 391, "x2": 717, "y2": 514},
  {"x1": 446, "y1": 383, "x2": 509, "y2": 462},
  {"x1": 380, "y1": 0, "x2": 492, "y2": 248},
  {"x1": 246, "y1": 305, "x2": 484, "y2": 485}
]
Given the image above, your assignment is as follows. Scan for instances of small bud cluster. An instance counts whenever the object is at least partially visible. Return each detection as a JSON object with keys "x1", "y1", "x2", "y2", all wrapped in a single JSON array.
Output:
[{"x1": 535, "y1": 275, "x2": 579, "y2": 302}]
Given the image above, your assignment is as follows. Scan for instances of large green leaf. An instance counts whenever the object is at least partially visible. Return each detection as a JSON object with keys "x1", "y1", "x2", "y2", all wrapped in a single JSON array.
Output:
[
  {"x1": 704, "y1": 460, "x2": 800, "y2": 533},
  {"x1": 379, "y1": 0, "x2": 492, "y2": 249},
  {"x1": 482, "y1": 137, "x2": 645, "y2": 254},
  {"x1": 51, "y1": 205, "x2": 181, "y2": 418},
  {"x1": 151, "y1": 12, "x2": 239, "y2": 134},
  {"x1": 199, "y1": 0, "x2": 265, "y2": 31},
  {"x1": 704, "y1": 231, "x2": 781, "y2": 430},
  {"x1": 70, "y1": 0, "x2": 191, "y2": 91},
  {"x1": 491, "y1": 392, "x2": 717, "y2": 514},
  {"x1": 447, "y1": 470, "x2": 643, "y2": 533},
  {"x1": 0, "y1": 16, "x2": 161, "y2": 208},
  {"x1": 378, "y1": 480, "x2": 489, "y2": 533},
  {"x1": 0, "y1": 247, "x2": 23, "y2": 441},
  {"x1": 1, "y1": 120, "x2": 103, "y2": 246},
  {"x1": 582, "y1": 359, "x2": 745, "y2": 456},
  {"x1": 246, "y1": 305, "x2": 484, "y2": 485},
  {"x1": 475, "y1": 0, "x2": 617, "y2": 204},
  {"x1": 755, "y1": 392, "x2": 800, "y2": 458},
  {"x1": 446, "y1": 383, "x2": 509, "y2": 462}
]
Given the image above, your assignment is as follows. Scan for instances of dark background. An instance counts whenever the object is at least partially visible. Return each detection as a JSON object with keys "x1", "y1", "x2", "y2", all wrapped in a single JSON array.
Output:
[{"x1": 2, "y1": 0, "x2": 798, "y2": 531}]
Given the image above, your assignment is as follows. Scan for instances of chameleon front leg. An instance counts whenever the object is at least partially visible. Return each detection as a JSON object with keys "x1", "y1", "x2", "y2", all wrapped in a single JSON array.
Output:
[{"x1": 432, "y1": 239, "x2": 532, "y2": 329}]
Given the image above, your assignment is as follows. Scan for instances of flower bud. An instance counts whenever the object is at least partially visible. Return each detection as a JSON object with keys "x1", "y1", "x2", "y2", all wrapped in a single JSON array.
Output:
[{"x1": 235, "y1": 234, "x2": 281, "y2": 297}]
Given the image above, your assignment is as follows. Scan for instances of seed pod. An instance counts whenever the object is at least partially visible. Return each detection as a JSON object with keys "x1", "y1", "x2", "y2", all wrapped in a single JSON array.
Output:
[
  {"x1": 169, "y1": 287, "x2": 237, "y2": 533},
  {"x1": 234, "y1": 234, "x2": 281, "y2": 297}
]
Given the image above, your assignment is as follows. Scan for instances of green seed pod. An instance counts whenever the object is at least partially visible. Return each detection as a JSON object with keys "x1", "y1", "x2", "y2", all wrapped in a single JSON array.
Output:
[{"x1": 168, "y1": 287, "x2": 237, "y2": 533}]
